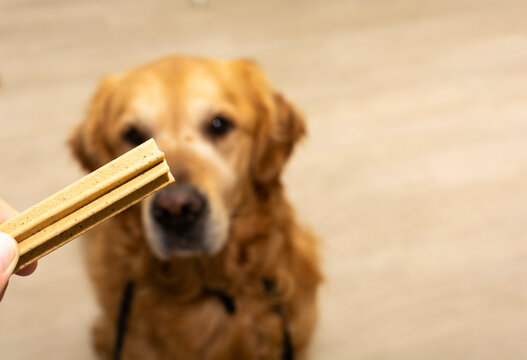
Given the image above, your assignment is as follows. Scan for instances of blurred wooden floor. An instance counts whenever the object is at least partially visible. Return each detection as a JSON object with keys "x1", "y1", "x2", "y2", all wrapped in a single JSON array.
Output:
[{"x1": 1, "y1": 0, "x2": 527, "y2": 359}]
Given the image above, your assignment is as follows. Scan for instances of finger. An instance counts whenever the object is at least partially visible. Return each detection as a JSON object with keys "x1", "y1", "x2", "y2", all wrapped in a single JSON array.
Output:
[
  {"x1": 0, "y1": 280, "x2": 9, "y2": 302},
  {"x1": 15, "y1": 261, "x2": 38, "y2": 276},
  {"x1": 0, "y1": 201, "x2": 38, "y2": 279},
  {"x1": 0, "y1": 198, "x2": 18, "y2": 223},
  {"x1": 0, "y1": 232, "x2": 19, "y2": 277}
]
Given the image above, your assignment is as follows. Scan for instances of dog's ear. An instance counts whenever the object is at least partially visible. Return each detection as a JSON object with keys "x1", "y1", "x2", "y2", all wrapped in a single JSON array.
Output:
[
  {"x1": 69, "y1": 76, "x2": 118, "y2": 172},
  {"x1": 252, "y1": 91, "x2": 306, "y2": 186}
]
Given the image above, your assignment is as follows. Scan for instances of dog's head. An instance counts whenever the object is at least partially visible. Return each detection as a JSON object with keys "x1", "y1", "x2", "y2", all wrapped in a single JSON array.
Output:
[{"x1": 70, "y1": 56, "x2": 305, "y2": 259}]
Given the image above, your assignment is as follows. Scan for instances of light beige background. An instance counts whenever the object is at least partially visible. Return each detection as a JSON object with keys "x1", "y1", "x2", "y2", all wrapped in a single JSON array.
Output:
[{"x1": 1, "y1": 0, "x2": 527, "y2": 359}]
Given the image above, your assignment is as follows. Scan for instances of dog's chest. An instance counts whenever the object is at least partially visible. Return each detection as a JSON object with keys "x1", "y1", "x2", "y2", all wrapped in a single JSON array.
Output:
[{"x1": 122, "y1": 282, "x2": 288, "y2": 359}]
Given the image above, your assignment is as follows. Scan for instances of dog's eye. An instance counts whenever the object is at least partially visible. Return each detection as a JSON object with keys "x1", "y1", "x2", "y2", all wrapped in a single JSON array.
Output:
[
  {"x1": 206, "y1": 115, "x2": 235, "y2": 138},
  {"x1": 122, "y1": 125, "x2": 148, "y2": 146}
]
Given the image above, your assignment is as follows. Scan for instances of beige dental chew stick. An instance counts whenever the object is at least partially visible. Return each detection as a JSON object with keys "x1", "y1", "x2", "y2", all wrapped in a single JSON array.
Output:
[{"x1": 0, "y1": 139, "x2": 174, "y2": 272}]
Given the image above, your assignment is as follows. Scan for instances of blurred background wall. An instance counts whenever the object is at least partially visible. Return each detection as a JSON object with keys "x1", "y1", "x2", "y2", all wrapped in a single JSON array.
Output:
[{"x1": 1, "y1": 0, "x2": 527, "y2": 359}]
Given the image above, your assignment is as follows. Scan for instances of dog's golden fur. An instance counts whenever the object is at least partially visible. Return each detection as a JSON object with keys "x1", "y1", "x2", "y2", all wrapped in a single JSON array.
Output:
[{"x1": 70, "y1": 56, "x2": 322, "y2": 359}]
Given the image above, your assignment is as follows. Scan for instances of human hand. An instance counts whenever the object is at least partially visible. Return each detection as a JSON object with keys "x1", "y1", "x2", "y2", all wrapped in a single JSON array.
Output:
[{"x1": 0, "y1": 199, "x2": 38, "y2": 301}]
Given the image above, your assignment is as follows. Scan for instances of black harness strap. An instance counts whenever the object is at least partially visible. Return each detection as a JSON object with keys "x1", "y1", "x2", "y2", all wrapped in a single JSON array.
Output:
[
  {"x1": 114, "y1": 281, "x2": 135, "y2": 360},
  {"x1": 270, "y1": 303, "x2": 294, "y2": 360},
  {"x1": 282, "y1": 324, "x2": 294, "y2": 360},
  {"x1": 265, "y1": 278, "x2": 294, "y2": 360},
  {"x1": 207, "y1": 289, "x2": 236, "y2": 315}
]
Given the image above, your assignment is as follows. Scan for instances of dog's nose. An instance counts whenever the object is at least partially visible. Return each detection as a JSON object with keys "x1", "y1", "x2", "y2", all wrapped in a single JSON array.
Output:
[{"x1": 152, "y1": 185, "x2": 207, "y2": 232}]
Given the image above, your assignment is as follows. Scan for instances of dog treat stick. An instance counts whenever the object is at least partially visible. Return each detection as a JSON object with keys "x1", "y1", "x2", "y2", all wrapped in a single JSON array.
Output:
[{"x1": 0, "y1": 139, "x2": 174, "y2": 271}]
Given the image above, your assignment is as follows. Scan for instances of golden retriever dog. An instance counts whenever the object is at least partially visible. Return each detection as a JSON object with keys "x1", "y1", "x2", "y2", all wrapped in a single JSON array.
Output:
[{"x1": 70, "y1": 55, "x2": 322, "y2": 360}]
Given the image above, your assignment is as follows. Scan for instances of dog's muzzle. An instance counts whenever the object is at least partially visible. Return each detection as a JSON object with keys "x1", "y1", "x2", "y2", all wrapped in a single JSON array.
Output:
[
  {"x1": 152, "y1": 184, "x2": 207, "y2": 232},
  {"x1": 147, "y1": 184, "x2": 209, "y2": 254}
]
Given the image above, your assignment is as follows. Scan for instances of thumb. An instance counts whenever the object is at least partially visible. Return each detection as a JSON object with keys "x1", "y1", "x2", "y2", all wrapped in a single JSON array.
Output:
[{"x1": 0, "y1": 232, "x2": 19, "y2": 284}]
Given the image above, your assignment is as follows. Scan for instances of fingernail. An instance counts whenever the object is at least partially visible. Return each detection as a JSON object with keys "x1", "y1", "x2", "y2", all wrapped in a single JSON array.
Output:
[{"x1": 0, "y1": 232, "x2": 18, "y2": 274}]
